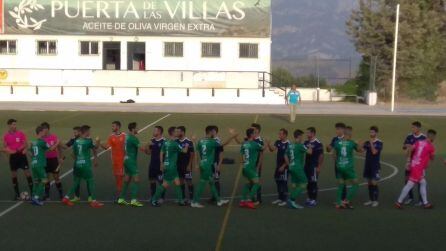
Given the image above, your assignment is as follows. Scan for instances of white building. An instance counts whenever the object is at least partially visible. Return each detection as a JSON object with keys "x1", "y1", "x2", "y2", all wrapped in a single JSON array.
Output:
[{"x1": 0, "y1": 0, "x2": 272, "y2": 89}]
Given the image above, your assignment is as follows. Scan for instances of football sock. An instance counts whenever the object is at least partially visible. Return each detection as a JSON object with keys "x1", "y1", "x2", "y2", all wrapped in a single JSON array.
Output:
[
  {"x1": 38, "y1": 182, "x2": 45, "y2": 200},
  {"x1": 210, "y1": 181, "x2": 220, "y2": 202},
  {"x1": 250, "y1": 183, "x2": 261, "y2": 201},
  {"x1": 161, "y1": 184, "x2": 166, "y2": 199},
  {"x1": 215, "y1": 180, "x2": 221, "y2": 197},
  {"x1": 56, "y1": 182, "x2": 64, "y2": 199},
  {"x1": 180, "y1": 184, "x2": 186, "y2": 199},
  {"x1": 341, "y1": 185, "x2": 347, "y2": 200},
  {"x1": 256, "y1": 186, "x2": 262, "y2": 202},
  {"x1": 86, "y1": 178, "x2": 96, "y2": 201},
  {"x1": 193, "y1": 180, "x2": 206, "y2": 203},
  {"x1": 152, "y1": 185, "x2": 166, "y2": 202},
  {"x1": 174, "y1": 185, "x2": 184, "y2": 203},
  {"x1": 346, "y1": 183, "x2": 359, "y2": 202},
  {"x1": 373, "y1": 185, "x2": 379, "y2": 201},
  {"x1": 398, "y1": 181, "x2": 415, "y2": 203},
  {"x1": 290, "y1": 184, "x2": 304, "y2": 201},
  {"x1": 419, "y1": 179, "x2": 428, "y2": 205},
  {"x1": 130, "y1": 183, "x2": 138, "y2": 200},
  {"x1": 241, "y1": 183, "x2": 250, "y2": 201},
  {"x1": 275, "y1": 180, "x2": 281, "y2": 200},
  {"x1": 120, "y1": 181, "x2": 130, "y2": 199},
  {"x1": 336, "y1": 184, "x2": 344, "y2": 205},
  {"x1": 116, "y1": 176, "x2": 123, "y2": 195},
  {"x1": 281, "y1": 180, "x2": 289, "y2": 201},
  {"x1": 26, "y1": 176, "x2": 33, "y2": 194},
  {"x1": 12, "y1": 177, "x2": 19, "y2": 197},
  {"x1": 66, "y1": 176, "x2": 81, "y2": 198},
  {"x1": 45, "y1": 183, "x2": 50, "y2": 198},
  {"x1": 407, "y1": 184, "x2": 414, "y2": 200},
  {"x1": 308, "y1": 182, "x2": 318, "y2": 200},
  {"x1": 150, "y1": 182, "x2": 157, "y2": 197},
  {"x1": 187, "y1": 183, "x2": 194, "y2": 200},
  {"x1": 279, "y1": 180, "x2": 287, "y2": 201},
  {"x1": 368, "y1": 185, "x2": 373, "y2": 201}
]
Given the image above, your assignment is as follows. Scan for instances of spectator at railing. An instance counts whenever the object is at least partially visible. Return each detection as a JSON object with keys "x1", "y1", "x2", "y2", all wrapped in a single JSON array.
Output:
[{"x1": 285, "y1": 85, "x2": 301, "y2": 123}]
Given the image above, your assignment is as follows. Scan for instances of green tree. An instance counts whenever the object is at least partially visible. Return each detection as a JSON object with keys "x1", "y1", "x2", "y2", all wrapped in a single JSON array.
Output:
[
  {"x1": 271, "y1": 67, "x2": 296, "y2": 87},
  {"x1": 347, "y1": 0, "x2": 446, "y2": 100}
]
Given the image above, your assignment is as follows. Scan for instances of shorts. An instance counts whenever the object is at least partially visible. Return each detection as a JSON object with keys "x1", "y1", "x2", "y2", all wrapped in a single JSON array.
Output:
[
  {"x1": 163, "y1": 166, "x2": 179, "y2": 182},
  {"x1": 289, "y1": 167, "x2": 307, "y2": 185},
  {"x1": 199, "y1": 165, "x2": 213, "y2": 181},
  {"x1": 409, "y1": 166, "x2": 426, "y2": 183},
  {"x1": 149, "y1": 164, "x2": 163, "y2": 181},
  {"x1": 242, "y1": 167, "x2": 259, "y2": 181},
  {"x1": 73, "y1": 165, "x2": 93, "y2": 179},
  {"x1": 112, "y1": 160, "x2": 124, "y2": 176},
  {"x1": 363, "y1": 165, "x2": 380, "y2": 181},
  {"x1": 337, "y1": 166, "x2": 357, "y2": 181},
  {"x1": 9, "y1": 153, "x2": 29, "y2": 171},
  {"x1": 274, "y1": 167, "x2": 288, "y2": 181},
  {"x1": 45, "y1": 158, "x2": 59, "y2": 173},
  {"x1": 304, "y1": 165, "x2": 318, "y2": 182},
  {"x1": 178, "y1": 164, "x2": 192, "y2": 181},
  {"x1": 32, "y1": 165, "x2": 47, "y2": 181},
  {"x1": 212, "y1": 163, "x2": 221, "y2": 180},
  {"x1": 404, "y1": 170, "x2": 410, "y2": 178},
  {"x1": 124, "y1": 160, "x2": 139, "y2": 177}
]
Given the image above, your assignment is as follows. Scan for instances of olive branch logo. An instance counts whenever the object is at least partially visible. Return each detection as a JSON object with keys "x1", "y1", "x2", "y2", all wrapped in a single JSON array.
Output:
[{"x1": 9, "y1": 0, "x2": 47, "y2": 30}]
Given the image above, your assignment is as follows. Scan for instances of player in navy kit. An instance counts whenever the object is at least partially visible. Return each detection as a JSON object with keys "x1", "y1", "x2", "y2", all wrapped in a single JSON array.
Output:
[
  {"x1": 402, "y1": 121, "x2": 426, "y2": 205},
  {"x1": 267, "y1": 128, "x2": 290, "y2": 206},
  {"x1": 326, "y1": 123, "x2": 347, "y2": 201},
  {"x1": 304, "y1": 127, "x2": 324, "y2": 207},
  {"x1": 176, "y1": 126, "x2": 195, "y2": 203},
  {"x1": 363, "y1": 126, "x2": 383, "y2": 207},
  {"x1": 146, "y1": 126, "x2": 165, "y2": 200}
]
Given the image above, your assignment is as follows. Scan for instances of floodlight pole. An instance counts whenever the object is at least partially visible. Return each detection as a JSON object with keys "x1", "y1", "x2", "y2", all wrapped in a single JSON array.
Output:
[{"x1": 391, "y1": 4, "x2": 400, "y2": 112}]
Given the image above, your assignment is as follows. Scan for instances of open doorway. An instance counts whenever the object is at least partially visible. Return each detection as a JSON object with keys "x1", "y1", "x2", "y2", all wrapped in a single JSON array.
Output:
[
  {"x1": 127, "y1": 42, "x2": 146, "y2": 71},
  {"x1": 103, "y1": 42, "x2": 121, "y2": 70}
]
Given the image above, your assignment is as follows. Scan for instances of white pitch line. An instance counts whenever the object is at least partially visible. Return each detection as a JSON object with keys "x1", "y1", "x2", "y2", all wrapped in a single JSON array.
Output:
[{"x1": 0, "y1": 114, "x2": 172, "y2": 218}]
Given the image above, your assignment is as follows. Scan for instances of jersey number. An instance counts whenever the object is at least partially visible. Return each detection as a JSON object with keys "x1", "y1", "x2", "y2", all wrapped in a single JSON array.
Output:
[
  {"x1": 341, "y1": 146, "x2": 347, "y2": 157},
  {"x1": 201, "y1": 145, "x2": 207, "y2": 156},
  {"x1": 32, "y1": 146, "x2": 38, "y2": 156}
]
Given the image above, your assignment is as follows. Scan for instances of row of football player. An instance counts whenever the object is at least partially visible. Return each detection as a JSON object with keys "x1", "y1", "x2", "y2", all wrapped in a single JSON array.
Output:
[{"x1": 2, "y1": 119, "x2": 442, "y2": 209}]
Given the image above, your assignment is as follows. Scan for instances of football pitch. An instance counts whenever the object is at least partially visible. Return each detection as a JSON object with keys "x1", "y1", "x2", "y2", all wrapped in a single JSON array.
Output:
[{"x1": 0, "y1": 110, "x2": 445, "y2": 251}]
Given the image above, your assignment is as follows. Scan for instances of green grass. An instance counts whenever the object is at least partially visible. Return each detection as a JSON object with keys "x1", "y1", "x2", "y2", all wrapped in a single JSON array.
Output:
[{"x1": 0, "y1": 111, "x2": 445, "y2": 250}]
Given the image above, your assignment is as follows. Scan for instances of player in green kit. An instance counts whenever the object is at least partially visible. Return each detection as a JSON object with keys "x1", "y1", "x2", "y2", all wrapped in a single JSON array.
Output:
[
  {"x1": 118, "y1": 122, "x2": 144, "y2": 207},
  {"x1": 62, "y1": 125, "x2": 104, "y2": 208},
  {"x1": 191, "y1": 126, "x2": 237, "y2": 208},
  {"x1": 283, "y1": 129, "x2": 312, "y2": 209},
  {"x1": 239, "y1": 128, "x2": 267, "y2": 209},
  {"x1": 333, "y1": 126, "x2": 363, "y2": 209},
  {"x1": 29, "y1": 126, "x2": 59, "y2": 206},
  {"x1": 151, "y1": 127, "x2": 189, "y2": 207}
]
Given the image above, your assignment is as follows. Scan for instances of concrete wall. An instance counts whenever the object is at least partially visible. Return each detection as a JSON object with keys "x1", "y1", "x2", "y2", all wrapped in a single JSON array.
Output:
[
  {"x1": 0, "y1": 69, "x2": 262, "y2": 88},
  {"x1": 0, "y1": 35, "x2": 271, "y2": 88},
  {"x1": 0, "y1": 86, "x2": 337, "y2": 104}
]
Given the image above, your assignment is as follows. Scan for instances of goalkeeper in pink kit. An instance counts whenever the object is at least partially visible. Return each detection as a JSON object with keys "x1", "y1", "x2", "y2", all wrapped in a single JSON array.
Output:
[{"x1": 395, "y1": 129, "x2": 437, "y2": 209}]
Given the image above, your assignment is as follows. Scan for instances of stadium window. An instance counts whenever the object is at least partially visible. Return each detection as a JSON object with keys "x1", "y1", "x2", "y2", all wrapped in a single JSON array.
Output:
[
  {"x1": 164, "y1": 42, "x2": 183, "y2": 57},
  {"x1": 202, "y1": 43, "x2": 220, "y2": 58},
  {"x1": 37, "y1": 40, "x2": 57, "y2": 55},
  {"x1": 0, "y1": 40, "x2": 17, "y2": 55},
  {"x1": 240, "y1": 43, "x2": 258, "y2": 58},
  {"x1": 80, "y1": 41, "x2": 99, "y2": 56}
]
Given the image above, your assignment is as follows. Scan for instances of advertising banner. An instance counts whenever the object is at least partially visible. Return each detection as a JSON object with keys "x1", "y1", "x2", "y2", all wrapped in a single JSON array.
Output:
[{"x1": 2, "y1": 0, "x2": 271, "y2": 37}]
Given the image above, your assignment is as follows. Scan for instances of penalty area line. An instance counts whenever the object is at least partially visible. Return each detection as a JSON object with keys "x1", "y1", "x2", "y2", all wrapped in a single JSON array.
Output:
[{"x1": 0, "y1": 114, "x2": 172, "y2": 219}]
